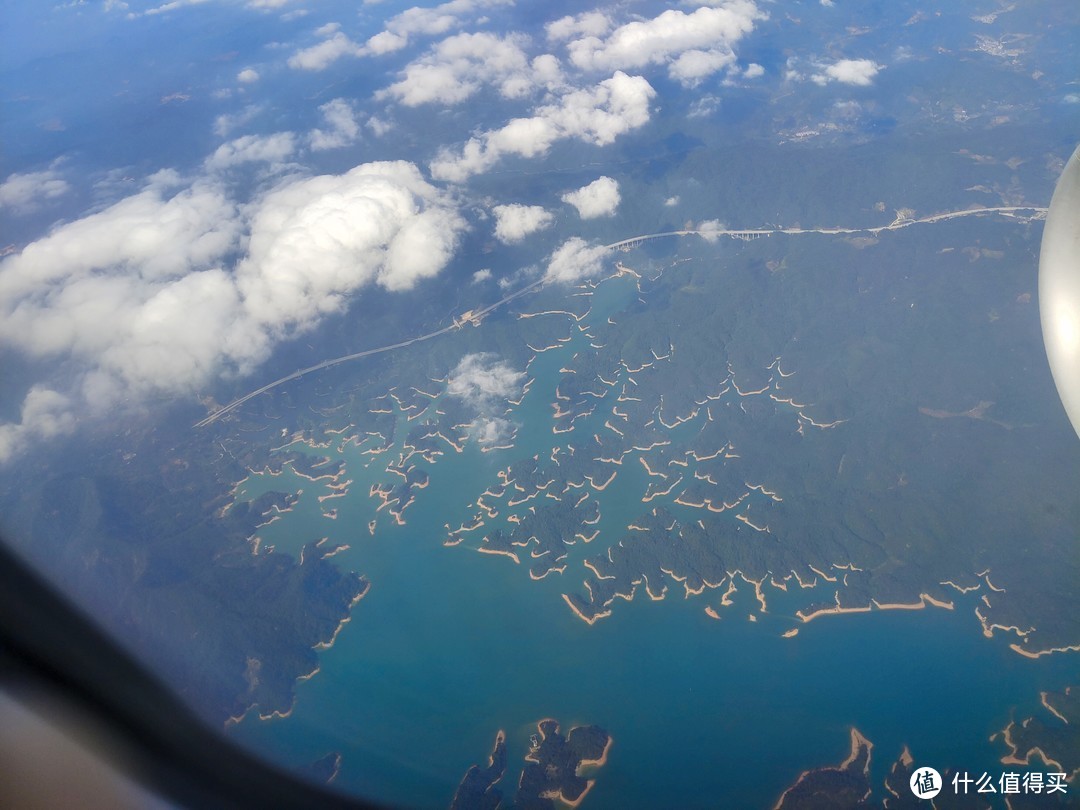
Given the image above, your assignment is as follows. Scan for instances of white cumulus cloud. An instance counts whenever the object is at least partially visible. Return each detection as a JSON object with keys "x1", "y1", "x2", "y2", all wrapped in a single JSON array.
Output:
[
  {"x1": 377, "y1": 32, "x2": 546, "y2": 107},
  {"x1": 447, "y1": 352, "x2": 524, "y2": 406},
  {"x1": 122, "y1": 0, "x2": 210, "y2": 18},
  {"x1": 288, "y1": 27, "x2": 363, "y2": 71},
  {"x1": 360, "y1": 0, "x2": 514, "y2": 56},
  {"x1": 308, "y1": 98, "x2": 362, "y2": 150},
  {"x1": 564, "y1": 1, "x2": 765, "y2": 85},
  {"x1": 0, "y1": 177, "x2": 239, "y2": 308},
  {"x1": 213, "y1": 104, "x2": 263, "y2": 138},
  {"x1": 430, "y1": 71, "x2": 655, "y2": 181},
  {"x1": 813, "y1": 58, "x2": 882, "y2": 86},
  {"x1": 491, "y1": 203, "x2": 554, "y2": 243},
  {"x1": 546, "y1": 10, "x2": 611, "y2": 42},
  {"x1": 697, "y1": 219, "x2": 726, "y2": 242},
  {"x1": 543, "y1": 237, "x2": 609, "y2": 284},
  {"x1": 0, "y1": 161, "x2": 466, "y2": 460},
  {"x1": 562, "y1": 176, "x2": 620, "y2": 219},
  {"x1": 0, "y1": 387, "x2": 78, "y2": 464},
  {"x1": 204, "y1": 132, "x2": 297, "y2": 171},
  {"x1": 0, "y1": 166, "x2": 71, "y2": 214},
  {"x1": 447, "y1": 352, "x2": 525, "y2": 446},
  {"x1": 237, "y1": 163, "x2": 467, "y2": 332},
  {"x1": 289, "y1": 0, "x2": 515, "y2": 70}
]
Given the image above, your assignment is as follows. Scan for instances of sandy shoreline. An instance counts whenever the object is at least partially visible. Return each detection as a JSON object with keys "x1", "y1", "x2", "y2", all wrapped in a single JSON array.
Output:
[
  {"x1": 297, "y1": 664, "x2": 320, "y2": 682},
  {"x1": 561, "y1": 593, "x2": 611, "y2": 625},
  {"x1": 584, "y1": 560, "x2": 615, "y2": 580},
  {"x1": 478, "y1": 545, "x2": 521, "y2": 564},
  {"x1": 319, "y1": 543, "x2": 349, "y2": 560},
  {"x1": 314, "y1": 586, "x2": 369, "y2": 651},
  {"x1": 258, "y1": 705, "x2": 294, "y2": 721},
  {"x1": 735, "y1": 512, "x2": 769, "y2": 533},
  {"x1": 559, "y1": 782, "x2": 594, "y2": 809},
  {"x1": 872, "y1": 592, "x2": 954, "y2": 612},
  {"x1": 641, "y1": 574, "x2": 666, "y2": 601},
  {"x1": 530, "y1": 564, "x2": 566, "y2": 580},
  {"x1": 841, "y1": 728, "x2": 873, "y2": 773},
  {"x1": 719, "y1": 578, "x2": 737, "y2": 607},
  {"x1": 796, "y1": 596, "x2": 871, "y2": 624},
  {"x1": 578, "y1": 735, "x2": 613, "y2": 770},
  {"x1": 807, "y1": 565, "x2": 837, "y2": 583},
  {"x1": 772, "y1": 728, "x2": 871, "y2": 810},
  {"x1": 586, "y1": 470, "x2": 617, "y2": 491},
  {"x1": 556, "y1": 728, "x2": 612, "y2": 808},
  {"x1": 995, "y1": 721, "x2": 1066, "y2": 771},
  {"x1": 223, "y1": 706, "x2": 253, "y2": 730},
  {"x1": 1040, "y1": 691, "x2": 1070, "y2": 724},
  {"x1": 642, "y1": 475, "x2": 681, "y2": 503},
  {"x1": 975, "y1": 606, "x2": 1031, "y2": 639},
  {"x1": 1008, "y1": 641, "x2": 1080, "y2": 659},
  {"x1": 940, "y1": 578, "x2": 981, "y2": 594}
]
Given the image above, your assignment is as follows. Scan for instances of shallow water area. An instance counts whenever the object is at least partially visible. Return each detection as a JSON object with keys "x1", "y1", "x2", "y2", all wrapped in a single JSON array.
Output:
[
  {"x1": 228, "y1": 270, "x2": 1077, "y2": 808},
  {"x1": 231, "y1": 512, "x2": 1075, "y2": 808}
]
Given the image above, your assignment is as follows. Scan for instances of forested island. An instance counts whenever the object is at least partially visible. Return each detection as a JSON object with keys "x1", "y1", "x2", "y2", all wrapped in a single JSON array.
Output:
[{"x1": 452, "y1": 720, "x2": 612, "y2": 810}]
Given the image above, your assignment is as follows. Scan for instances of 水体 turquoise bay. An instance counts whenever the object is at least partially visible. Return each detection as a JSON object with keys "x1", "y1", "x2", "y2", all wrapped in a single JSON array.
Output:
[{"x1": 229, "y1": 274, "x2": 1074, "y2": 809}]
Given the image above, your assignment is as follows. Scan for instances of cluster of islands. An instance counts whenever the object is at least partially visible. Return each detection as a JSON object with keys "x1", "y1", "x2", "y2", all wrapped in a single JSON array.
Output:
[
  {"x1": 238, "y1": 234, "x2": 1077, "y2": 661},
  {"x1": 1, "y1": 19, "x2": 1077, "y2": 799},
  {"x1": 190, "y1": 208, "x2": 1077, "y2": 808},
  {"x1": 451, "y1": 720, "x2": 612, "y2": 810},
  {"x1": 773, "y1": 707, "x2": 1079, "y2": 810}
]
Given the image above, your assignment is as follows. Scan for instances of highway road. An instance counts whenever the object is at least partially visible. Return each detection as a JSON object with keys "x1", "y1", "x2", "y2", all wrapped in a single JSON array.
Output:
[
  {"x1": 195, "y1": 205, "x2": 1046, "y2": 427},
  {"x1": 194, "y1": 277, "x2": 546, "y2": 427}
]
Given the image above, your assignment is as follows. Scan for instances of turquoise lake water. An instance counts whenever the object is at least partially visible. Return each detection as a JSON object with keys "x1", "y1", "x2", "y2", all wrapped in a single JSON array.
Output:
[{"x1": 229, "y1": 275, "x2": 1077, "y2": 808}]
